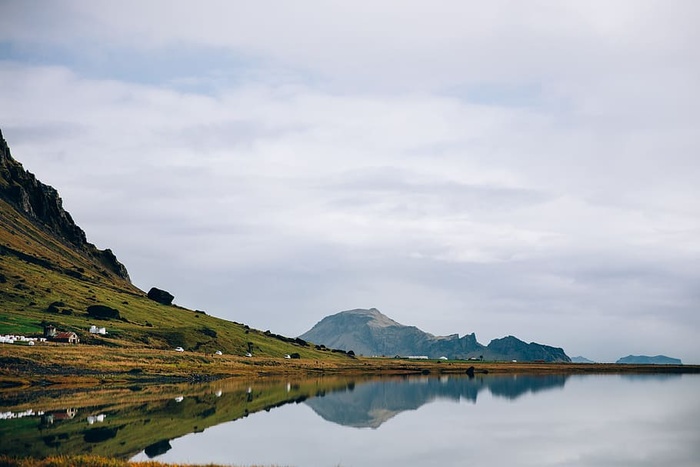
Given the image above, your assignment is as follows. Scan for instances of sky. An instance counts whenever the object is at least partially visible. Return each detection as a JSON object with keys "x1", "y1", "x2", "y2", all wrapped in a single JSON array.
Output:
[{"x1": 0, "y1": 1, "x2": 698, "y2": 363}]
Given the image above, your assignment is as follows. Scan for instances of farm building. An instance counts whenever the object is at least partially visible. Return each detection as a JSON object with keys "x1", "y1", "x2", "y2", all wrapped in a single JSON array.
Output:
[{"x1": 52, "y1": 331, "x2": 79, "y2": 344}]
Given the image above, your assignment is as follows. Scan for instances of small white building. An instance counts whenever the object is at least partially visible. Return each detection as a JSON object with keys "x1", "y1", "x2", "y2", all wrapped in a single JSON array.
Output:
[{"x1": 89, "y1": 325, "x2": 107, "y2": 335}]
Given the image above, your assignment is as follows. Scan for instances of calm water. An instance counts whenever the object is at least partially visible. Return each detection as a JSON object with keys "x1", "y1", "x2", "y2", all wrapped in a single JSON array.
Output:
[{"x1": 2, "y1": 373, "x2": 699, "y2": 466}]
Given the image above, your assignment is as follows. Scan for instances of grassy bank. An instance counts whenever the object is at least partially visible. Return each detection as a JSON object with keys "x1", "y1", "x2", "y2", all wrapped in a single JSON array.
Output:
[
  {"x1": 1, "y1": 353, "x2": 698, "y2": 465},
  {"x1": 2, "y1": 344, "x2": 698, "y2": 391}
]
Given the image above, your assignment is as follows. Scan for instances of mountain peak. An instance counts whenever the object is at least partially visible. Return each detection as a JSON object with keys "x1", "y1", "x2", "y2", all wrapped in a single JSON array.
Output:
[
  {"x1": 330, "y1": 308, "x2": 403, "y2": 329},
  {"x1": 301, "y1": 309, "x2": 570, "y2": 361}
]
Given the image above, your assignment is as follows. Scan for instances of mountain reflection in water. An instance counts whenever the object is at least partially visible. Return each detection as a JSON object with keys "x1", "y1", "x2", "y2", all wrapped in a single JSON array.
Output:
[
  {"x1": 4, "y1": 373, "x2": 697, "y2": 467},
  {"x1": 305, "y1": 374, "x2": 568, "y2": 428},
  {"x1": 0, "y1": 374, "x2": 565, "y2": 459}
]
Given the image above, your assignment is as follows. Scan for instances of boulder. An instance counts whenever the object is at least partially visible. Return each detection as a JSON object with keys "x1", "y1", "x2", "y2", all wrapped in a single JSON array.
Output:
[
  {"x1": 87, "y1": 304, "x2": 120, "y2": 320},
  {"x1": 144, "y1": 439, "x2": 172, "y2": 458},
  {"x1": 147, "y1": 287, "x2": 174, "y2": 305}
]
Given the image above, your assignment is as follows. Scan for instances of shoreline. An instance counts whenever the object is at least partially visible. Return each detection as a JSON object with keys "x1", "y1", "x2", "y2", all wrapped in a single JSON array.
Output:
[
  {"x1": 2, "y1": 345, "x2": 698, "y2": 392},
  {"x1": 2, "y1": 352, "x2": 698, "y2": 467}
]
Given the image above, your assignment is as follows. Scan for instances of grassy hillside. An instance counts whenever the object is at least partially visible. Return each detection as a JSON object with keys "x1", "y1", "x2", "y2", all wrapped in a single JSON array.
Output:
[{"x1": 0, "y1": 196, "x2": 349, "y2": 361}]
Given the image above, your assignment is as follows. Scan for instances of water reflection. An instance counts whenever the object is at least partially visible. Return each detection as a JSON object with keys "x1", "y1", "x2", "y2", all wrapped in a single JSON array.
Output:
[
  {"x1": 0, "y1": 374, "x2": 564, "y2": 458},
  {"x1": 0, "y1": 376, "x2": 352, "y2": 459},
  {"x1": 1, "y1": 373, "x2": 698, "y2": 467},
  {"x1": 306, "y1": 374, "x2": 568, "y2": 428}
]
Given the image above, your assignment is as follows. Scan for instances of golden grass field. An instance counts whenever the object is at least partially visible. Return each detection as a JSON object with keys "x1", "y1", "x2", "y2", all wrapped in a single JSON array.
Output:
[{"x1": 2, "y1": 343, "x2": 697, "y2": 391}]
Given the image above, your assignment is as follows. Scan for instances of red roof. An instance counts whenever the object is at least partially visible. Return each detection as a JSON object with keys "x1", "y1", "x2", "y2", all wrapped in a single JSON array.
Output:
[{"x1": 54, "y1": 332, "x2": 77, "y2": 339}]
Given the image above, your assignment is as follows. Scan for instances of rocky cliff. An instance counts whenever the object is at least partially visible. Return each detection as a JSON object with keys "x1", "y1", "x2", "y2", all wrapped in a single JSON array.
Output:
[
  {"x1": 0, "y1": 129, "x2": 130, "y2": 281},
  {"x1": 483, "y1": 335, "x2": 570, "y2": 362},
  {"x1": 300, "y1": 308, "x2": 571, "y2": 362},
  {"x1": 300, "y1": 308, "x2": 481, "y2": 358}
]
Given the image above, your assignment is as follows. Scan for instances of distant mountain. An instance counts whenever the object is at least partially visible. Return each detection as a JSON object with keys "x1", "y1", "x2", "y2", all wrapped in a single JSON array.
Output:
[
  {"x1": 300, "y1": 308, "x2": 571, "y2": 362},
  {"x1": 616, "y1": 355, "x2": 682, "y2": 365},
  {"x1": 571, "y1": 356, "x2": 596, "y2": 364}
]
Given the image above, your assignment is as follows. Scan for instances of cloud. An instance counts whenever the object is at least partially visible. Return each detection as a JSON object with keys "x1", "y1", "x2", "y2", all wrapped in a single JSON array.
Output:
[{"x1": 0, "y1": 1, "x2": 699, "y2": 363}]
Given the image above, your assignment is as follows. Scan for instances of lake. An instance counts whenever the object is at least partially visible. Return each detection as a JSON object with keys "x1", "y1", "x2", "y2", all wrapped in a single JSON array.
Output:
[{"x1": 2, "y1": 373, "x2": 699, "y2": 466}]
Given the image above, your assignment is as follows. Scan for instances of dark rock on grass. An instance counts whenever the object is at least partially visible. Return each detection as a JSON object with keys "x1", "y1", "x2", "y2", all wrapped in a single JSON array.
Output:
[
  {"x1": 46, "y1": 301, "x2": 65, "y2": 313},
  {"x1": 83, "y1": 426, "x2": 118, "y2": 443},
  {"x1": 145, "y1": 439, "x2": 173, "y2": 458},
  {"x1": 87, "y1": 304, "x2": 120, "y2": 319},
  {"x1": 65, "y1": 269, "x2": 82, "y2": 279},
  {"x1": 147, "y1": 287, "x2": 174, "y2": 305}
]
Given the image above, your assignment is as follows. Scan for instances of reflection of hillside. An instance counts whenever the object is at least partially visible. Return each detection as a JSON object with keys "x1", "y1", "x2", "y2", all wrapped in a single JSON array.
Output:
[
  {"x1": 487, "y1": 374, "x2": 568, "y2": 399},
  {"x1": 306, "y1": 374, "x2": 568, "y2": 429},
  {"x1": 305, "y1": 376, "x2": 480, "y2": 428},
  {"x1": 0, "y1": 377, "x2": 355, "y2": 460},
  {"x1": 0, "y1": 375, "x2": 569, "y2": 458},
  {"x1": 620, "y1": 374, "x2": 683, "y2": 382}
]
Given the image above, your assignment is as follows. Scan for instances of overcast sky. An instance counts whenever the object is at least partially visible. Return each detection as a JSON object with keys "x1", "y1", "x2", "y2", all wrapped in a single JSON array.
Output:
[{"x1": 1, "y1": 1, "x2": 698, "y2": 363}]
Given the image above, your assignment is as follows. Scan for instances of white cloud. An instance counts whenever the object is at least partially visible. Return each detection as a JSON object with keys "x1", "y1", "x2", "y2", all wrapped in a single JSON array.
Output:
[{"x1": 0, "y1": 1, "x2": 698, "y2": 362}]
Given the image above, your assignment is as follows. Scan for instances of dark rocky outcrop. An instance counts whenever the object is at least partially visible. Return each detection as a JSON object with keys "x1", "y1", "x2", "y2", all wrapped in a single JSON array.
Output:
[
  {"x1": 300, "y1": 308, "x2": 571, "y2": 362},
  {"x1": 87, "y1": 304, "x2": 120, "y2": 320},
  {"x1": 144, "y1": 439, "x2": 172, "y2": 458},
  {"x1": 83, "y1": 426, "x2": 118, "y2": 443},
  {"x1": 46, "y1": 301, "x2": 73, "y2": 315},
  {"x1": 0, "y1": 129, "x2": 130, "y2": 281},
  {"x1": 147, "y1": 287, "x2": 174, "y2": 305},
  {"x1": 484, "y1": 335, "x2": 569, "y2": 362}
]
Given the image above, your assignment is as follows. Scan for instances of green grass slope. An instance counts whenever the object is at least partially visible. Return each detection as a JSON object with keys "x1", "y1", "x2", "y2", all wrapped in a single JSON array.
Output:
[
  {"x1": 0, "y1": 196, "x2": 339, "y2": 359},
  {"x1": 0, "y1": 129, "x2": 346, "y2": 361}
]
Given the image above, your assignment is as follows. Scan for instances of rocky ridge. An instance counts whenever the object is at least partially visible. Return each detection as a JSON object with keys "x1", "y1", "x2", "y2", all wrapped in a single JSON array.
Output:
[
  {"x1": 0, "y1": 129, "x2": 130, "y2": 281},
  {"x1": 300, "y1": 308, "x2": 571, "y2": 362}
]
